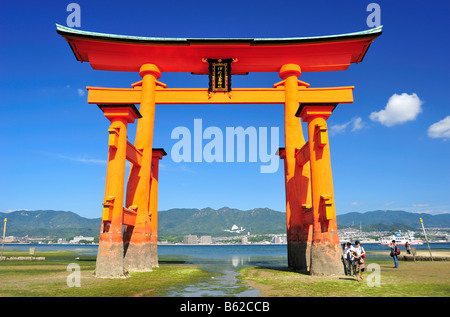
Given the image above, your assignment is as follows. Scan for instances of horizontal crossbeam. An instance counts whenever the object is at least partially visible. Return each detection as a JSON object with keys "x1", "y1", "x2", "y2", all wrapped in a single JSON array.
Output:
[
  {"x1": 123, "y1": 207, "x2": 137, "y2": 227},
  {"x1": 295, "y1": 142, "x2": 310, "y2": 166},
  {"x1": 87, "y1": 86, "x2": 354, "y2": 105},
  {"x1": 126, "y1": 141, "x2": 142, "y2": 167}
]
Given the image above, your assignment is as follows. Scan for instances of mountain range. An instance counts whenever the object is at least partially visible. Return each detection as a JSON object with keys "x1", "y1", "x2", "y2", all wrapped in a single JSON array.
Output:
[
  {"x1": 0, "y1": 208, "x2": 448, "y2": 239},
  {"x1": 337, "y1": 210, "x2": 450, "y2": 228},
  {"x1": 158, "y1": 207, "x2": 286, "y2": 237},
  {"x1": 0, "y1": 210, "x2": 99, "y2": 238}
]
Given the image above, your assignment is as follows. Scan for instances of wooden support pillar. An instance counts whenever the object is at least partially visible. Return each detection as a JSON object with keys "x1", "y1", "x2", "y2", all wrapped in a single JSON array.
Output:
[
  {"x1": 276, "y1": 147, "x2": 287, "y2": 205},
  {"x1": 297, "y1": 103, "x2": 343, "y2": 276},
  {"x1": 124, "y1": 64, "x2": 162, "y2": 272},
  {"x1": 278, "y1": 64, "x2": 312, "y2": 271},
  {"x1": 149, "y1": 148, "x2": 167, "y2": 268},
  {"x1": 95, "y1": 104, "x2": 141, "y2": 278}
]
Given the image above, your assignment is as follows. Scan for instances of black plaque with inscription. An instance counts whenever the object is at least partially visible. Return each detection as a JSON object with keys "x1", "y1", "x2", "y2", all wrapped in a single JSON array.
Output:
[{"x1": 207, "y1": 58, "x2": 233, "y2": 93}]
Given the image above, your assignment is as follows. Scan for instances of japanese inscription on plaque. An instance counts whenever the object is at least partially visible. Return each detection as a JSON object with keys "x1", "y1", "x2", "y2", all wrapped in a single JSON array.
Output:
[{"x1": 207, "y1": 58, "x2": 233, "y2": 93}]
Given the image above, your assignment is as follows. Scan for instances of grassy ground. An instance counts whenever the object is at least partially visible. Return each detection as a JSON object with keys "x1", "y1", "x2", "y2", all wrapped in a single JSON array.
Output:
[
  {"x1": 1, "y1": 250, "x2": 449, "y2": 297},
  {"x1": 0, "y1": 251, "x2": 210, "y2": 297},
  {"x1": 239, "y1": 260, "x2": 450, "y2": 297}
]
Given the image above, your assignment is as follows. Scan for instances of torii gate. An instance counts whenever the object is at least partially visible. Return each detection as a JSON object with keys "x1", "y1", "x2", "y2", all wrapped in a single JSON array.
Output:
[{"x1": 57, "y1": 24, "x2": 382, "y2": 278}]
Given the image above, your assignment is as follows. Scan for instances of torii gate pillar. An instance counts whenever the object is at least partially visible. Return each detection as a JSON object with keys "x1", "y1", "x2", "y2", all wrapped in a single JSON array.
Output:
[
  {"x1": 123, "y1": 64, "x2": 161, "y2": 272},
  {"x1": 278, "y1": 64, "x2": 312, "y2": 272},
  {"x1": 297, "y1": 103, "x2": 343, "y2": 276},
  {"x1": 95, "y1": 105, "x2": 141, "y2": 278},
  {"x1": 150, "y1": 148, "x2": 167, "y2": 267}
]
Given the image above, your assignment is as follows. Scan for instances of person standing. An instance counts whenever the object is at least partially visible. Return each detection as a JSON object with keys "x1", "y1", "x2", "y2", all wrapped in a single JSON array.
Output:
[
  {"x1": 389, "y1": 240, "x2": 399, "y2": 268},
  {"x1": 405, "y1": 242, "x2": 411, "y2": 255},
  {"x1": 343, "y1": 242, "x2": 355, "y2": 276},
  {"x1": 351, "y1": 240, "x2": 366, "y2": 282}
]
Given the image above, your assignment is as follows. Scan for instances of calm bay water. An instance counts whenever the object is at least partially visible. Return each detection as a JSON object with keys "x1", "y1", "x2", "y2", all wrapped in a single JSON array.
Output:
[
  {"x1": 3, "y1": 242, "x2": 449, "y2": 296},
  {"x1": 3, "y1": 241, "x2": 449, "y2": 256}
]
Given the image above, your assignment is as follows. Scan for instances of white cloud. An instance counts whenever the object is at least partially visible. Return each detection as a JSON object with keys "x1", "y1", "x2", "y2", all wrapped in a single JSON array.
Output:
[
  {"x1": 329, "y1": 122, "x2": 349, "y2": 135},
  {"x1": 411, "y1": 209, "x2": 450, "y2": 215},
  {"x1": 412, "y1": 204, "x2": 429, "y2": 208},
  {"x1": 178, "y1": 164, "x2": 197, "y2": 173},
  {"x1": 39, "y1": 151, "x2": 106, "y2": 164},
  {"x1": 329, "y1": 117, "x2": 364, "y2": 135},
  {"x1": 351, "y1": 117, "x2": 364, "y2": 132},
  {"x1": 77, "y1": 88, "x2": 86, "y2": 97},
  {"x1": 427, "y1": 116, "x2": 450, "y2": 139},
  {"x1": 410, "y1": 203, "x2": 450, "y2": 215},
  {"x1": 369, "y1": 93, "x2": 423, "y2": 127},
  {"x1": 350, "y1": 202, "x2": 364, "y2": 206},
  {"x1": 7, "y1": 209, "x2": 29, "y2": 212},
  {"x1": 69, "y1": 157, "x2": 106, "y2": 164}
]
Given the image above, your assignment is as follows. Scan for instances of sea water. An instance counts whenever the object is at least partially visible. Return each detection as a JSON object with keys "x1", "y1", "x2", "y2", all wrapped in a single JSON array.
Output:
[{"x1": 3, "y1": 243, "x2": 449, "y2": 296}]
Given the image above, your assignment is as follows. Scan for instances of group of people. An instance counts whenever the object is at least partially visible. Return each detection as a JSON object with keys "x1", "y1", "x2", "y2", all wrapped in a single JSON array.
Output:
[
  {"x1": 343, "y1": 240, "x2": 402, "y2": 278},
  {"x1": 343, "y1": 240, "x2": 366, "y2": 281}
]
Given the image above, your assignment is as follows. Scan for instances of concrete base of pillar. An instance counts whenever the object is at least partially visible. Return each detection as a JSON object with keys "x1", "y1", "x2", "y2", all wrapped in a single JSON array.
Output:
[
  {"x1": 287, "y1": 241, "x2": 310, "y2": 272},
  {"x1": 95, "y1": 240, "x2": 128, "y2": 278},
  {"x1": 309, "y1": 239, "x2": 344, "y2": 276},
  {"x1": 150, "y1": 242, "x2": 159, "y2": 268},
  {"x1": 123, "y1": 242, "x2": 153, "y2": 272}
]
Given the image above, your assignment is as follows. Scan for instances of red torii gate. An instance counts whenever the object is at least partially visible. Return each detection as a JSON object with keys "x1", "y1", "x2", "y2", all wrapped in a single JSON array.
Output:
[{"x1": 57, "y1": 24, "x2": 381, "y2": 278}]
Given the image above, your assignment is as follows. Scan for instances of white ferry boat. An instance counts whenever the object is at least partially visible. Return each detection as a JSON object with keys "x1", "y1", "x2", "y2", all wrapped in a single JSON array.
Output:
[{"x1": 380, "y1": 231, "x2": 423, "y2": 245}]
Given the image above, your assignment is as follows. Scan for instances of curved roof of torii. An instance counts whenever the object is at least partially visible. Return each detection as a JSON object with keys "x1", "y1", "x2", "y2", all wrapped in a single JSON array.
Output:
[{"x1": 56, "y1": 24, "x2": 382, "y2": 74}]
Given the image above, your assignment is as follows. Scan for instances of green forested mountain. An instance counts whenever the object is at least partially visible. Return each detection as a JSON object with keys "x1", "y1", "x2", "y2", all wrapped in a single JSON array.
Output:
[
  {"x1": 1, "y1": 208, "x2": 448, "y2": 239},
  {"x1": 336, "y1": 210, "x2": 450, "y2": 229},
  {"x1": 0, "y1": 208, "x2": 287, "y2": 238},
  {"x1": 158, "y1": 207, "x2": 286, "y2": 237},
  {"x1": 0, "y1": 210, "x2": 100, "y2": 238}
]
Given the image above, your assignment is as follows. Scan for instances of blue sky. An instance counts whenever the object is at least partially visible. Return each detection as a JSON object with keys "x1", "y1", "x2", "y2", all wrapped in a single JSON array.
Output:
[{"x1": 0, "y1": 0, "x2": 449, "y2": 218}]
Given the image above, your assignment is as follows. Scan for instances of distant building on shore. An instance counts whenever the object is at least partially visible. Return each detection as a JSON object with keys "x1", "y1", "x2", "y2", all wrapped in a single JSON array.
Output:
[
  {"x1": 69, "y1": 236, "x2": 95, "y2": 244},
  {"x1": 272, "y1": 236, "x2": 287, "y2": 244},
  {"x1": 183, "y1": 235, "x2": 198, "y2": 244},
  {"x1": 1, "y1": 236, "x2": 17, "y2": 243},
  {"x1": 200, "y1": 235, "x2": 213, "y2": 244}
]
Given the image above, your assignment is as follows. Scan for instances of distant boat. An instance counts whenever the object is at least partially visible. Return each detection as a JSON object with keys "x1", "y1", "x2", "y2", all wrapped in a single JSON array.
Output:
[{"x1": 380, "y1": 231, "x2": 423, "y2": 245}]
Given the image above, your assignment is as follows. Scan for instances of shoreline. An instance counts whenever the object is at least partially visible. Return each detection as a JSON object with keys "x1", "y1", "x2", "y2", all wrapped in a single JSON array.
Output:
[
  {"x1": 4, "y1": 241, "x2": 450, "y2": 247},
  {"x1": 239, "y1": 260, "x2": 450, "y2": 297},
  {"x1": 370, "y1": 250, "x2": 450, "y2": 257},
  {"x1": 1, "y1": 249, "x2": 449, "y2": 297}
]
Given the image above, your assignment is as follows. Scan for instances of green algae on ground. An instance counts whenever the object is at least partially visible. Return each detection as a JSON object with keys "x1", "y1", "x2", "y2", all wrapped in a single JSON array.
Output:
[
  {"x1": 0, "y1": 251, "x2": 210, "y2": 297},
  {"x1": 238, "y1": 261, "x2": 450, "y2": 297}
]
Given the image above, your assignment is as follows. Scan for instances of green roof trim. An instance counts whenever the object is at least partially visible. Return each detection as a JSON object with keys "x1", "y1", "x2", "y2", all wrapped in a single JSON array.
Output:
[{"x1": 56, "y1": 24, "x2": 383, "y2": 45}]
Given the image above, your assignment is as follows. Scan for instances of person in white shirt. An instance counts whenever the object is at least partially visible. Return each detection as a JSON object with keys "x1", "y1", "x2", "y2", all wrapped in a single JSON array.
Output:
[
  {"x1": 343, "y1": 242, "x2": 355, "y2": 276},
  {"x1": 351, "y1": 240, "x2": 366, "y2": 282}
]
